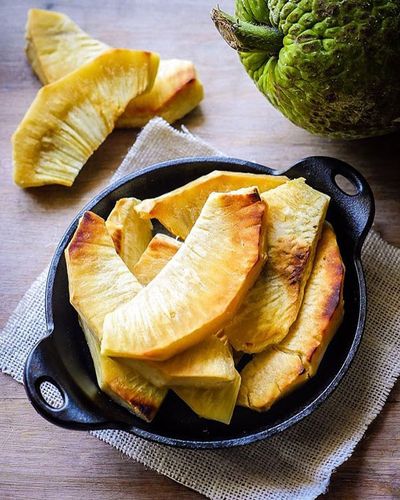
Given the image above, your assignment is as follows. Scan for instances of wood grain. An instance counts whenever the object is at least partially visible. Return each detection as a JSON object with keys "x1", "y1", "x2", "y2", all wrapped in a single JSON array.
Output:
[{"x1": 0, "y1": 0, "x2": 399, "y2": 498}]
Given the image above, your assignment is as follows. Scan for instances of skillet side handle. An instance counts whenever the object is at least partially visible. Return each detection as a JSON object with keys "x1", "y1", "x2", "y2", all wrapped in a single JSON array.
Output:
[
  {"x1": 288, "y1": 156, "x2": 375, "y2": 254},
  {"x1": 24, "y1": 335, "x2": 114, "y2": 431}
]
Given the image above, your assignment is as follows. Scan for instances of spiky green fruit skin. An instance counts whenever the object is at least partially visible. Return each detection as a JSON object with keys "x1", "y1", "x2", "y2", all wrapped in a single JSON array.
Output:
[{"x1": 236, "y1": 0, "x2": 400, "y2": 139}]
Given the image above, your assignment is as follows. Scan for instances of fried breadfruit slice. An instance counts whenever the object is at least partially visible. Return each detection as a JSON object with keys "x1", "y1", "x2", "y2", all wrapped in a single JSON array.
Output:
[
  {"x1": 237, "y1": 223, "x2": 345, "y2": 411},
  {"x1": 105, "y1": 198, "x2": 153, "y2": 274},
  {"x1": 65, "y1": 212, "x2": 166, "y2": 421},
  {"x1": 25, "y1": 9, "x2": 108, "y2": 84},
  {"x1": 173, "y1": 370, "x2": 241, "y2": 424},
  {"x1": 128, "y1": 234, "x2": 235, "y2": 388},
  {"x1": 13, "y1": 48, "x2": 159, "y2": 187},
  {"x1": 81, "y1": 319, "x2": 166, "y2": 422},
  {"x1": 116, "y1": 59, "x2": 204, "y2": 128},
  {"x1": 122, "y1": 336, "x2": 236, "y2": 388},
  {"x1": 226, "y1": 179, "x2": 330, "y2": 353},
  {"x1": 25, "y1": 9, "x2": 203, "y2": 128},
  {"x1": 65, "y1": 211, "x2": 142, "y2": 341},
  {"x1": 133, "y1": 233, "x2": 182, "y2": 285},
  {"x1": 237, "y1": 348, "x2": 308, "y2": 411},
  {"x1": 279, "y1": 222, "x2": 345, "y2": 376},
  {"x1": 135, "y1": 170, "x2": 287, "y2": 239},
  {"x1": 102, "y1": 187, "x2": 268, "y2": 361}
]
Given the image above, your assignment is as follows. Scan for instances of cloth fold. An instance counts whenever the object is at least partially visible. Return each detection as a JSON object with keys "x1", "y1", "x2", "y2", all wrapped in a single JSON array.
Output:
[{"x1": 1, "y1": 117, "x2": 399, "y2": 500}]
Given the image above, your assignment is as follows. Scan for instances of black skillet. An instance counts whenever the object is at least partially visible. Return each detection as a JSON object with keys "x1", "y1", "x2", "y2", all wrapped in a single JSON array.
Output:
[{"x1": 24, "y1": 156, "x2": 374, "y2": 448}]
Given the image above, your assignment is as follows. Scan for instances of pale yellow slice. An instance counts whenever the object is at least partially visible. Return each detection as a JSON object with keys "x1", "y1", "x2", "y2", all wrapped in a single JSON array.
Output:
[
  {"x1": 122, "y1": 336, "x2": 235, "y2": 388},
  {"x1": 133, "y1": 233, "x2": 182, "y2": 285},
  {"x1": 116, "y1": 59, "x2": 204, "y2": 128},
  {"x1": 13, "y1": 48, "x2": 159, "y2": 187},
  {"x1": 81, "y1": 319, "x2": 166, "y2": 422},
  {"x1": 25, "y1": 9, "x2": 203, "y2": 128},
  {"x1": 65, "y1": 211, "x2": 142, "y2": 341},
  {"x1": 238, "y1": 223, "x2": 345, "y2": 411},
  {"x1": 279, "y1": 222, "x2": 345, "y2": 376},
  {"x1": 174, "y1": 371, "x2": 241, "y2": 424},
  {"x1": 226, "y1": 179, "x2": 330, "y2": 353},
  {"x1": 135, "y1": 170, "x2": 287, "y2": 239},
  {"x1": 106, "y1": 198, "x2": 153, "y2": 274},
  {"x1": 102, "y1": 187, "x2": 268, "y2": 361},
  {"x1": 65, "y1": 211, "x2": 166, "y2": 421},
  {"x1": 25, "y1": 8, "x2": 108, "y2": 84}
]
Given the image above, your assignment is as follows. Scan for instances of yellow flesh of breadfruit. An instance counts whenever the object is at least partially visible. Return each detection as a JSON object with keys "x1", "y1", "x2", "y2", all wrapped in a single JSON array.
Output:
[
  {"x1": 81, "y1": 319, "x2": 166, "y2": 422},
  {"x1": 101, "y1": 187, "x2": 268, "y2": 361},
  {"x1": 25, "y1": 9, "x2": 203, "y2": 128},
  {"x1": 13, "y1": 48, "x2": 159, "y2": 187},
  {"x1": 238, "y1": 223, "x2": 345, "y2": 411},
  {"x1": 105, "y1": 198, "x2": 153, "y2": 274},
  {"x1": 65, "y1": 211, "x2": 142, "y2": 341},
  {"x1": 279, "y1": 222, "x2": 345, "y2": 376},
  {"x1": 25, "y1": 9, "x2": 108, "y2": 84},
  {"x1": 135, "y1": 170, "x2": 288, "y2": 240},
  {"x1": 225, "y1": 179, "x2": 330, "y2": 353},
  {"x1": 116, "y1": 59, "x2": 204, "y2": 128},
  {"x1": 130, "y1": 233, "x2": 235, "y2": 388},
  {"x1": 173, "y1": 371, "x2": 241, "y2": 425},
  {"x1": 65, "y1": 212, "x2": 166, "y2": 421},
  {"x1": 133, "y1": 233, "x2": 182, "y2": 285}
]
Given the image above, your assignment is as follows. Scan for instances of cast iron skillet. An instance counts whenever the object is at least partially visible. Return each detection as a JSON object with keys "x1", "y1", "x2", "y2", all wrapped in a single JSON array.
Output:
[{"x1": 24, "y1": 156, "x2": 374, "y2": 448}]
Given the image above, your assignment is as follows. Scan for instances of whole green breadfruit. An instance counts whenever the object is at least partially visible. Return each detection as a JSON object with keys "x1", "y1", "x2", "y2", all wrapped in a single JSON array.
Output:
[{"x1": 212, "y1": 1, "x2": 400, "y2": 139}]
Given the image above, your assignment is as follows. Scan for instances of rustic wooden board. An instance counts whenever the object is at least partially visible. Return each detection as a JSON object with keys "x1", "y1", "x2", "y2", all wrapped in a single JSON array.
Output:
[{"x1": 0, "y1": 0, "x2": 399, "y2": 498}]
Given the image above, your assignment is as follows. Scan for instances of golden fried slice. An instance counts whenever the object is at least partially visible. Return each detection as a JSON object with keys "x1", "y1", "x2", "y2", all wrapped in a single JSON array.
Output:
[
  {"x1": 106, "y1": 198, "x2": 153, "y2": 274},
  {"x1": 65, "y1": 212, "x2": 142, "y2": 341},
  {"x1": 81, "y1": 319, "x2": 166, "y2": 422},
  {"x1": 279, "y1": 222, "x2": 345, "y2": 376},
  {"x1": 133, "y1": 233, "x2": 181, "y2": 285},
  {"x1": 65, "y1": 212, "x2": 166, "y2": 421},
  {"x1": 238, "y1": 223, "x2": 345, "y2": 411},
  {"x1": 25, "y1": 9, "x2": 203, "y2": 128},
  {"x1": 116, "y1": 59, "x2": 204, "y2": 128},
  {"x1": 25, "y1": 9, "x2": 108, "y2": 84},
  {"x1": 173, "y1": 370, "x2": 241, "y2": 424},
  {"x1": 122, "y1": 336, "x2": 235, "y2": 388},
  {"x1": 226, "y1": 179, "x2": 329, "y2": 353},
  {"x1": 102, "y1": 187, "x2": 268, "y2": 360},
  {"x1": 13, "y1": 49, "x2": 159, "y2": 187},
  {"x1": 135, "y1": 170, "x2": 287, "y2": 239}
]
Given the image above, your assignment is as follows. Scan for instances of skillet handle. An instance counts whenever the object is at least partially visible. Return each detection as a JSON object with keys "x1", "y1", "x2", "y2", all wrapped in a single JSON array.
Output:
[
  {"x1": 24, "y1": 335, "x2": 116, "y2": 431},
  {"x1": 285, "y1": 156, "x2": 375, "y2": 253}
]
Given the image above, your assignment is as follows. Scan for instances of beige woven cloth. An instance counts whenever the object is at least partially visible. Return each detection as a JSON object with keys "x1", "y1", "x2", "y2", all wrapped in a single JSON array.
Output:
[{"x1": 1, "y1": 118, "x2": 399, "y2": 499}]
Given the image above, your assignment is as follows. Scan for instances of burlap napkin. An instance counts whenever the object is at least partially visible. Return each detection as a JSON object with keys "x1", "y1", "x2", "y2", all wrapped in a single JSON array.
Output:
[{"x1": 1, "y1": 117, "x2": 399, "y2": 500}]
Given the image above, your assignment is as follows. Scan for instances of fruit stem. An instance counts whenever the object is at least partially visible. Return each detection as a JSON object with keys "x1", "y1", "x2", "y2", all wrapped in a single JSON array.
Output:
[{"x1": 211, "y1": 7, "x2": 283, "y2": 54}]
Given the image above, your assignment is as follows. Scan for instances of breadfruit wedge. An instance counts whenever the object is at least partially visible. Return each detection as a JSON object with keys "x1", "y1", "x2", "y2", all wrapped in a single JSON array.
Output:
[
  {"x1": 65, "y1": 211, "x2": 142, "y2": 341},
  {"x1": 65, "y1": 212, "x2": 166, "y2": 421},
  {"x1": 133, "y1": 233, "x2": 182, "y2": 285},
  {"x1": 173, "y1": 370, "x2": 241, "y2": 424},
  {"x1": 25, "y1": 9, "x2": 203, "y2": 128},
  {"x1": 105, "y1": 198, "x2": 153, "y2": 274},
  {"x1": 102, "y1": 187, "x2": 268, "y2": 361},
  {"x1": 116, "y1": 59, "x2": 204, "y2": 128},
  {"x1": 135, "y1": 170, "x2": 287, "y2": 239},
  {"x1": 127, "y1": 233, "x2": 234, "y2": 387},
  {"x1": 279, "y1": 222, "x2": 345, "y2": 376},
  {"x1": 13, "y1": 48, "x2": 159, "y2": 187},
  {"x1": 26, "y1": 9, "x2": 108, "y2": 84},
  {"x1": 237, "y1": 223, "x2": 345, "y2": 411},
  {"x1": 226, "y1": 179, "x2": 330, "y2": 353},
  {"x1": 80, "y1": 319, "x2": 166, "y2": 422},
  {"x1": 122, "y1": 336, "x2": 235, "y2": 388},
  {"x1": 237, "y1": 348, "x2": 308, "y2": 411}
]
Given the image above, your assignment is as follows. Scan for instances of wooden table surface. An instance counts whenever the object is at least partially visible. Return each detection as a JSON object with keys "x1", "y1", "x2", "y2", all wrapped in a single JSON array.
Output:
[{"x1": 1, "y1": 0, "x2": 399, "y2": 498}]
